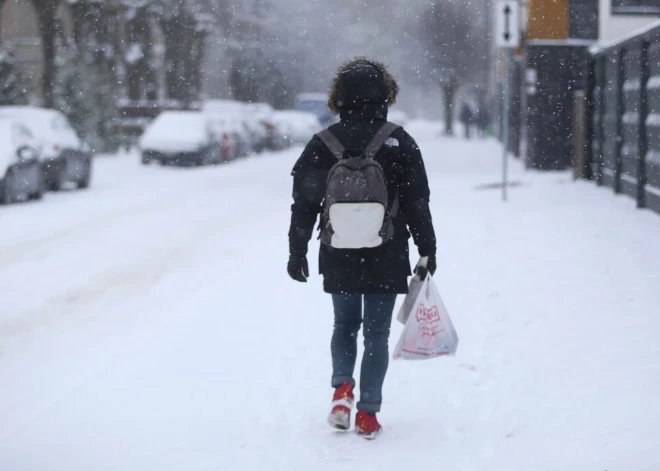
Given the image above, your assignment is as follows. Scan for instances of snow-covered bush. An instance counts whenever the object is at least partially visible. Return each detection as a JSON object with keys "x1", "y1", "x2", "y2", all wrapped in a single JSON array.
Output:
[{"x1": 0, "y1": 49, "x2": 29, "y2": 106}]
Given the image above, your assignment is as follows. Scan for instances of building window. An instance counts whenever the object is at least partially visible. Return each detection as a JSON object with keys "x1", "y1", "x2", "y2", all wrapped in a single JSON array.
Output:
[
  {"x1": 570, "y1": 0, "x2": 599, "y2": 39},
  {"x1": 612, "y1": 0, "x2": 660, "y2": 15}
]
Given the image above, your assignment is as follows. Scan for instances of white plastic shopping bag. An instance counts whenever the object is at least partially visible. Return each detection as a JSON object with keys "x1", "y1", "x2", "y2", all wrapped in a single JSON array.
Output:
[
  {"x1": 397, "y1": 274, "x2": 423, "y2": 324},
  {"x1": 393, "y1": 275, "x2": 458, "y2": 360}
]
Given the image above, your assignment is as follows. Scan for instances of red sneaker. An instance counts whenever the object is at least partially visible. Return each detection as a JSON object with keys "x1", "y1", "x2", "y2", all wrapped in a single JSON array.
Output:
[
  {"x1": 328, "y1": 382, "x2": 354, "y2": 430},
  {"x1": 355, "y1": 411, "x2": 382, "y2": 439}
]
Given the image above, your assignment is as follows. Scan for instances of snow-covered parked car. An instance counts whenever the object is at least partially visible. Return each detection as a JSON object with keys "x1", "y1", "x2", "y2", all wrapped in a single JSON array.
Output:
[
  {"x1": 295, "y1": 92, "x2": 336, "y2": 127},
  {"x1": 241, "y1": 103, "x2": 272, "y2": 153},
  {"x1": 0, "y1": 106, "x2": 92, "y2": 191},
  {"x1": 243, "y1": 102, "x2": 287, "y2": 151},
  {"x1": 139, "y1": 111, "x2": 221, "y2": 166},
  {"x1": 205, "y1": 112, "x2": 251, "y2": 160},
  {"x1": 272, "y1": 110, "x2": 322, "y2": 146},
  {"x1": 204, "y1": 100, "x2": 274, "y2": 155},
  {"x1": 0, "y1": 119, "x2": 44, "y2": 204}
]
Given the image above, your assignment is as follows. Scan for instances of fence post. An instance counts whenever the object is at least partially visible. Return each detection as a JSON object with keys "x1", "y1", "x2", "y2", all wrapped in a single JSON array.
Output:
[
  {"x1": 584, "y1": 57, "x2": 595, "y2": 180},
  {"x1": 637, "y1": 39, "x2": 650, "y2": 208},
  {"x1": 596, "y1": 56, "x2": 605, "y2": 186},
  {"x1": 614, "y1": 49, "x2": 625, "y2": 194},
  {"x1": 572, "y1": 91, "x2": 586, "y2": 179}
]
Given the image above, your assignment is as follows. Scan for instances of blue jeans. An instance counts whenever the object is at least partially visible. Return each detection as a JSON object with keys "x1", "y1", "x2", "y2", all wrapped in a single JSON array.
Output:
[{"x1": 331, "y1": 293, "x2": 397, "y2": 414}]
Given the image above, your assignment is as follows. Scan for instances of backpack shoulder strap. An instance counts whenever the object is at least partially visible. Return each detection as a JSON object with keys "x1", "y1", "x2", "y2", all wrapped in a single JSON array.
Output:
[
  {"x1": 364, "y1": 122, "x2": 401, "y2": 160},
  {"x1": 315, "y1": 129, "x2": 345, "y2": 160}
]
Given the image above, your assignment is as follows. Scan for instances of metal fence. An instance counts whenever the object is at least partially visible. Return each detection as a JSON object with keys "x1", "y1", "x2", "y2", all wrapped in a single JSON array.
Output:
[{"x1": 584, "y1": 23, "x2": 660, "y2": 214}]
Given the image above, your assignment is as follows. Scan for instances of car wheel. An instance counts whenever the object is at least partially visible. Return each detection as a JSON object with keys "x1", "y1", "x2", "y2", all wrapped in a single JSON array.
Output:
[
  {"x1": 47, "y1": 164, "x2": 67, "y2": 192},
  {"x1": 29, "y1": 169, "x2": 45, "y2": 201},
  {"x1": 1, "y1": 170, "x2": 14, "y2": 205},
  {"x1": 77, "y1": 158, "x2": 92, "y2": 189}
]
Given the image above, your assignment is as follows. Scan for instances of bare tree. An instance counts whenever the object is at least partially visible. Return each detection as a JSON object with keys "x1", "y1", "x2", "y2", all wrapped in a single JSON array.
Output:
[
  {"x1": 124, "y1": 3, "x2": 158, "y2": 101},
  {"x1": 0, "y1": 0, "x2": 6, "y2": 38},
  {"x1": 29, "y1": 0, "x2": 59, "y2": 108},
  {"x1": 156, "y1": 0, "x2": 213, "y2": 106},
  {"x1": 421, "y1": 0, "x2": 488, "y2": 134}
]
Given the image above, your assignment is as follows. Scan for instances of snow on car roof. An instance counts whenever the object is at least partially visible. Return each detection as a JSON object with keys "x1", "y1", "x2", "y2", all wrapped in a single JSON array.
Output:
[
  {"x1": 0, "y1": 119, "x2": 17, "y2": 143},
  {"x1": 0, "y1": 106, "x2": 66, "y2": 134},
  {"x1": 147, "y1": 111, "x2": 208, "y2": 133},
  {"x1": 0, "y1": 106, "x2": 79, "y2": 153},
  {"x1": 244, "y1": 102, "x2": 273, "y2": 110},
  {"x1": 140, "y1": 111, "x2": 209, "y2": 150},
  {"x1": 154, "y1": 110, "x2": 206, "y2": 121},
  {"x1": 296, "y1": 93, "x2": 327, "y2": 102},
  {"x1": 203, "y1": 99, "x2": 246, "y2": 112},
  {"x1": 277, "y1": 110, "x2": 316, "y2": 117},
  {"x1": 0, "y1": 106, "x2": 62, "y2": 120},
  {"x1": 275, "y1": 110, "x2": 320, "y2": 124},
  {"x1": 0, "y1": 120, "x2": 22, "y2": 170}
]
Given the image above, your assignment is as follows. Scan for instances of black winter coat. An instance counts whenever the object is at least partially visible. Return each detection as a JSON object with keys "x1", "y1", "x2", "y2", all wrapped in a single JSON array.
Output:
[{"x1": 288, "y1": 104, "x2": 436, "y2": 295}]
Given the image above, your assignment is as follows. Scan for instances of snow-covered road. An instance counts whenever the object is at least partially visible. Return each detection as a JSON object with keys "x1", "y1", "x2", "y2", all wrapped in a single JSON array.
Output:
[{"x1": 1, "y1": 122, "x2": 659, "y2": 470}]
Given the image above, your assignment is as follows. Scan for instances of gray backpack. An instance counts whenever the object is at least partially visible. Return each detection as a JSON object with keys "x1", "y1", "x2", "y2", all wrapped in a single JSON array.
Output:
[{"x1": 316, "y1": 122, "x2": 401, "y2": 249}]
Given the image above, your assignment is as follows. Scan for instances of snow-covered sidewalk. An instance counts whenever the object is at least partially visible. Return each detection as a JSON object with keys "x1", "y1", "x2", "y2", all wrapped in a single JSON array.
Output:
[{"x1": 1, "y1": 123, "x2": 659, "y2": 470}]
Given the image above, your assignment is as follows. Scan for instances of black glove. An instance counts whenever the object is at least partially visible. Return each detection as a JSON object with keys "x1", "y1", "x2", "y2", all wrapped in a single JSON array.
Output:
[
  {"x1": 288, "y1": 253, "x2": 309, "y2": 283},
  {"x1": 414, "y1": 253, "x2": 437, "y2": 280}
]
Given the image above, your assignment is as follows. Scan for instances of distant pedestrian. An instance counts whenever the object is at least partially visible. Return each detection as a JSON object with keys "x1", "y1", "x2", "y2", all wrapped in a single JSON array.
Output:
[
  {"x1": 477, "y1": 104, "x2": 490, "y2": 138},
  {"x1": 460, "y1": 103, "x2": 473, "y2": 140},
  {"x1": 287, "y1": 58, "x2": 437, "y2": 439}
]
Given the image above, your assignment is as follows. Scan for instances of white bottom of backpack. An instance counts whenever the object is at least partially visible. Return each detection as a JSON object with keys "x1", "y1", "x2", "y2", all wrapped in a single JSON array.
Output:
[{"x1": 329, "y1": 203, "x2": 385, "y2": 249}]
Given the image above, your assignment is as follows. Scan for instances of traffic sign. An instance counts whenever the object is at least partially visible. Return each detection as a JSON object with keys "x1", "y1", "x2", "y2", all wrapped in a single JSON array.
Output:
[
  {"x1": 495, "y1": 1, "x2": 520, "y2": 49},
  {"x1": 495, "y1": 1, "x2": 519, "y2": 201}
]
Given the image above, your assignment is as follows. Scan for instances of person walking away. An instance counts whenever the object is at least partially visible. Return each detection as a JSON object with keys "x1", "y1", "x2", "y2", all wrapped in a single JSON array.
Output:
[
  {"x1": 477, "y1": 100, "x2": 490, "y2": 138},
  {"x1": 287, "y1": 58, "x2": 437, "y2": 439},
  {"x1": 460, "y1": 102, "x2": 473, "y2": 140}
]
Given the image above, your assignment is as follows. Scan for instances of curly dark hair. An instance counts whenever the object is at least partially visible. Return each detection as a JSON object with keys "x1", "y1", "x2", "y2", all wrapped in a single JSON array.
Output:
[{"x1": 327, "y1": 57, "x2": 400, "y2": 114}]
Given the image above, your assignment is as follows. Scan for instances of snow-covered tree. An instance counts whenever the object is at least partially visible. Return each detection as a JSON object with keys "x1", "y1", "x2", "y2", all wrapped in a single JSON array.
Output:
[
  {"x1": 58, "y1": 0, "x2": 121, "y2": 151},
  {"x1": 55, "y1": 50, "x2": 118, "y2": 152}
]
